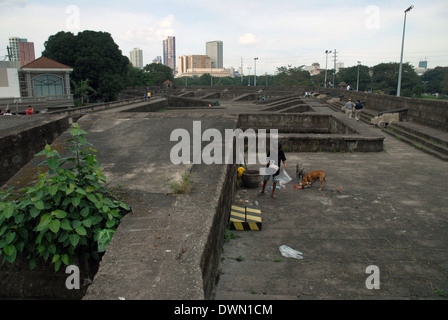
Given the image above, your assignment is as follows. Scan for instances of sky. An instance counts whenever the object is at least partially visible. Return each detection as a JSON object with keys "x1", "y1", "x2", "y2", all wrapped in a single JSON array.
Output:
[{"x1": 1, "y1": 0, "x2": 448, "y2": 75}]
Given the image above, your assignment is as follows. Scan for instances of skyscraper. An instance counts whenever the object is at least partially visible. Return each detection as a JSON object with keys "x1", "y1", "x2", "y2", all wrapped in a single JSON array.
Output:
[
  {"x1": 206, "y1": 41, "x2": 223, "y2": 68},
  {"x1": 8, "y1": 37, "x2": 35, "y2": 66},
  {"x1": 163, "y1": 36, "x2": 176, "y2": 71},
  {"x1": 130, "y1": 48, "x2": 143, "y2": 69}
]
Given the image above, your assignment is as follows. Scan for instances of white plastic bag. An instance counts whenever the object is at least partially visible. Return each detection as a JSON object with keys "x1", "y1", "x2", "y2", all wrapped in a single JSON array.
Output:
[
  {"x1": 268, "y1": 160, "x2": 279, "y2": 171},
  {"x1": 276, "y1": 169, "x2": 292, "y2": 184},
  {"x1": 279, "y1": 245, "x2": 303, "y2": 260}
]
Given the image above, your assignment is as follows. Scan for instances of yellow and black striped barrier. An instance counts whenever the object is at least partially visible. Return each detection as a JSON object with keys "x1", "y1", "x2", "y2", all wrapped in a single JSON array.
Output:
[{"x1": 229, "y1": 205, "x2": 262, "y2": 231}]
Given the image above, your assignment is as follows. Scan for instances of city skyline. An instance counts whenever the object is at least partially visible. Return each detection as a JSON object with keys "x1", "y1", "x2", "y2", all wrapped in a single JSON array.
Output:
[{"x1": 1, "y1": 0, "x2": 447, "y2": 75}]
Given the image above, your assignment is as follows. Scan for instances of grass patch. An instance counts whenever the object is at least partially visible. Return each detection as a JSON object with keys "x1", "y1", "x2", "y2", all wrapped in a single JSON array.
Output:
[
  {"x1": 170, "y1": 173, "x2": 191, "y2": 194},
  {"x1": 224, "y1": 227, "x2": 240, "y2": 243}
]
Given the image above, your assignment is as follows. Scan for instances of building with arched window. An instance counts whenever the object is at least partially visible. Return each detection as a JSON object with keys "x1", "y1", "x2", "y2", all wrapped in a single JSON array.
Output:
[{"x1": 20, "y1": 56, "x2": 73, "y2": 99}]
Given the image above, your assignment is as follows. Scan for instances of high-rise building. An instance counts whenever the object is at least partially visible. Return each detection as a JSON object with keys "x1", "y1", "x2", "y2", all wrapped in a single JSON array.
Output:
[
  {"x1": 418, "y1": 60, "x2": 428, "y2": 70},
  {"x1": 163, "y1": 36, "x2": 176, "y2": 71},
  {"x1": 8, "y1": 37, "x2": 35, "y2": 66},
  {"x1": 176, "y1": 55, "x2": 234, "y2": 78},
  {"x1": 416, "y1": 60, "x2": 428, "y2": 76},
  {"x1": 130, "y1": 48, "x2": 143, "y2": 69},
  {"x1": 178, "y1": 55, "x2": 211, "y2": 75},
  {"x1": 206, "y1": 41, "x2": 223, "y2": 68}
]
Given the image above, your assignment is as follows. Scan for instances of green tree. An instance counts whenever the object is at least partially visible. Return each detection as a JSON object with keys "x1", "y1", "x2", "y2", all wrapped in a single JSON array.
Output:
[
  {"x1": 371, "y1": 62, "x2": 419, "y2": 96},
  {"x1": 41, "y1": 31, "x2": 77, "y2": 67},
  {"x1": 42, "y1": 30, "x2": 130, "y2": 102},
  {"x1": 143, "y1": 63, "x2": 174, "y2": 86},
  {"x1": 126, "y1": 65, "x2": 152, "y2": 87},
  {"x1": 198, "y1": 73, "x2": 212, "y2": 86},
  {"x1": 336, "y1": 65, "x2": 372, "y2": 91},
  {"x1": 273, "y1": 66, "x2": 312, "y2": 86},
  {"x1": 311, "y1": 69, "x2": 336, "y2": 88},
  {"x1": 216, "y1": 77, "x2": 236, "y2": 86},
  {"x1": 422, "y1": 67, "x2": 448, "y2": 95}
]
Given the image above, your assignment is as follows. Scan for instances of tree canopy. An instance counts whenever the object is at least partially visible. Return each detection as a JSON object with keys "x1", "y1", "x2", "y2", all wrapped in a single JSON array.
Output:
[
  {"x1": 143, "y1": 63, "x2": 174, "y2": 86},
  {"x1": 273, "y1": 66, "x2": 312, "y2": 86},
  {"x1": 42, "y1": 30, "x2": 130, "y2": 102},
  {"x1": 421, "y1": 67, "x2": 448, "y2": 95},
  {"x1": 370, "y1": 62, "x2": 420, "y2": 96}
]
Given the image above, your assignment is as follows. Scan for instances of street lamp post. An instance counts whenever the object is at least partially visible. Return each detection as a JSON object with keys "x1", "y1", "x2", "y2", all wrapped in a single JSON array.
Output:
[
  {"x1": 357, "y1": 61, "x2": 361, "y2": 91},
  {"x1": 210, "y1": 62, "x2": 214, "y2": 86},
  {"x1": 397, "y1": 5, "x2": 414, "y2": 97},
  {"x1": 325, "y1": 50, "x2": 332, "y2": 88},
  {"x1": 333, "y1": 49, "x2": 336, "y2": 89},
  {"x1": 254, "y1": 57, "x2": 258, "y2": 86}
]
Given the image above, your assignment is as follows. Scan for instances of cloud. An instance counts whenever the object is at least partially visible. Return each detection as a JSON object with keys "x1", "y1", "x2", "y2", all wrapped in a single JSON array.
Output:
[
  {"x1": 238, "y1": 33, "x2": 262, "y2": 46},
  {"x1": 119, "y1": 14, "x2": 177, "y2": 44},
  {"x1": 0, "y1": 0, "x2": 28, "y2": 8}
]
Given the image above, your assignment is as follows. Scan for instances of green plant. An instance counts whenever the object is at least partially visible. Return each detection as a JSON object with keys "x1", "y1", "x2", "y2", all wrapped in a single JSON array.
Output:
[
  {"x1": 274, "y1": 257, "x2": 282, "y2": 262},
  {"x1": 0, "y1": 123, "x2": 130, "y2": 271},
  {"x1": 224, "y1": 227, "x2": 240, "y2": 243}
]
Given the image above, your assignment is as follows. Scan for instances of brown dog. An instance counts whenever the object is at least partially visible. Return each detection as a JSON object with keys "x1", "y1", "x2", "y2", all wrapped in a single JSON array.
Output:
[{"x1": 301, "y1": 171, "x2": 327, "y2": 190}]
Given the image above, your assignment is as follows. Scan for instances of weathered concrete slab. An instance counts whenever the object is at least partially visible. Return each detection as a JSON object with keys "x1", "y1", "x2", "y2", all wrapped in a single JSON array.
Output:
[
  {"x1": 2, "y1": 95, "x2": 447, "y2": 302},
  {"x1": 213, "y1": 133, "x2": 448, "y2": 300},
  {"x1": 79, "y1": 112, "x2": 239, "y2": 300}
]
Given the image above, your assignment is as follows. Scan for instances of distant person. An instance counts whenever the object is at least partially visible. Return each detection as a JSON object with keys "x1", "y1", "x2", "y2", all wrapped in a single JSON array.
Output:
[
  {"x1": 3, "y1": 108, "x2": 12, "y2": 116},
  {"x1": 345, "y1": 99, "x2": 355, "y2": 119},
  {"x1": 147, "y1": 92, "x2": 151, "y2": 100},
  {"x1": 354, "y1": 100, "x2": 363, "y2": 122},
  {"x1": 259, "y1": 143, "x2": 287, "y2": 199},
  {"x1": 347, "y1": 84, "x2": 351, "y2": 91},
  {"x1": 26, "y1": 106, "x2": 34, "y2": 115}
]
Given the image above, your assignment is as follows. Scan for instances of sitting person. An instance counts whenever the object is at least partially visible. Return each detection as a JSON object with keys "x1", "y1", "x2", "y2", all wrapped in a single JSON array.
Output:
[{"x1": 26, "y1": 106, "x2": 34, "y2": 115}]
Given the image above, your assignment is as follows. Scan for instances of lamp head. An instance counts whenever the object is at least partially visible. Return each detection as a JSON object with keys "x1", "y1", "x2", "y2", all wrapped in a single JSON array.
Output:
[{"x1": 405, "y1": 5, "x2": 414, "y2": 12}]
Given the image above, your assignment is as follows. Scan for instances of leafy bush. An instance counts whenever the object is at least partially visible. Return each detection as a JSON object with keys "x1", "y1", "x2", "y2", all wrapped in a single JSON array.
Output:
[{"x1": 0, "y1": 123, "x2": 130, "y2": 271}]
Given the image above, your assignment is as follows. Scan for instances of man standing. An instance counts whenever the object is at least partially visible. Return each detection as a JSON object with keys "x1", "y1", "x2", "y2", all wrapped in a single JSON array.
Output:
[
  {"x1": 259, "y1": 143, "x2": 287, "y2": 199},
  {"x1": 345, "y1": 99, "x2": 355, "y2": 119}
]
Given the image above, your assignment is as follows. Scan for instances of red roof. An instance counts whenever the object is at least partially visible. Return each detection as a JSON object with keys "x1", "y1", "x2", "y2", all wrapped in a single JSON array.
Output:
[{"x1": 21, "y1": 56, "x2": 72, "y2": 69}]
